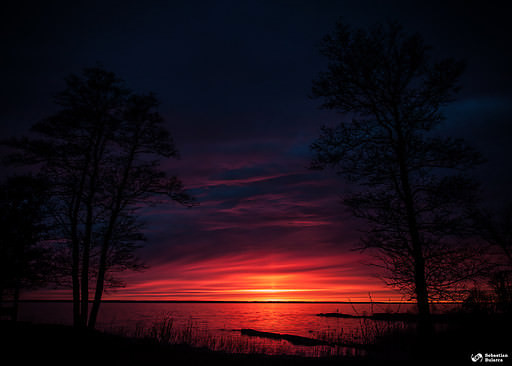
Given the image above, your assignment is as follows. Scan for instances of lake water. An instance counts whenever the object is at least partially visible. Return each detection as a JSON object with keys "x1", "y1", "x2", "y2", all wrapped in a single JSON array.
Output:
[{"x1": 17, "y1": 302, "x2": 455, "y2": 356}]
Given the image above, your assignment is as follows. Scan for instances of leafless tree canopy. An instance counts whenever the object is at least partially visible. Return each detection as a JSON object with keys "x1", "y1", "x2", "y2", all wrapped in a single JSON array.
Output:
[
  {"x1": 3, "y1": 67, "x2": 196, "y2": 328},
  {"x1": 311, "y1": 21, "x2": 484, "y2": 334}
]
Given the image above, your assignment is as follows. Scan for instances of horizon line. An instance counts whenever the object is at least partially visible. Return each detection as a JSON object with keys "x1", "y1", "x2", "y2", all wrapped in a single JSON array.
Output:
[{"x1": 13, "y1": 299, "x2": 461, "y2": 304}]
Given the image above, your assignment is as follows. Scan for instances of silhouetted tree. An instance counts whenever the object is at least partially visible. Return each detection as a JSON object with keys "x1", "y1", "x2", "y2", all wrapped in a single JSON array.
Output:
[
  {"x1": 473, "y1": 203, "x2": 512, "y2": 312},
  {"x1": 3, "y1": 67, "x2": 195, "y2": 328},
  {"x1": 476, "y1": 203, "x2": 512, "y2": 265},
  {"x1": 0, "y1": 175, "x2": 52, "y2": 319},
  {"x1": 87, "y1": 92, "x2": 196, "y2": 328},
  {"x1": 310, "y1": 21, "x2": 484, "y2": 337}
]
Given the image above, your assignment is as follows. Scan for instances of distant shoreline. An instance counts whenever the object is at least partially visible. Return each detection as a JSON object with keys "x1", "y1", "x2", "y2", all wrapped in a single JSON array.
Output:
[{"x1": 9, "y1": 299, "x2": 462, "y2": 304}]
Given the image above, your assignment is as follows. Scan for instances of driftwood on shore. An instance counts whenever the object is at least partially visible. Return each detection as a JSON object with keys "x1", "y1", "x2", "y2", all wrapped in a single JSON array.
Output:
[
  {"x1": 241, "y1": 328, "x2": 330, "y2": 346},
  {"x1": 316, "y1": 312, "x2": 418, "y2": 322},
  {"x1": 240, "y1": 328, "x2": 369, "y2": 350}
]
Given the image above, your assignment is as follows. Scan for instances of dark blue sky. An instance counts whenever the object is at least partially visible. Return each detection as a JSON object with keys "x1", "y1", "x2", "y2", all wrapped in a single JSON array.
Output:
[{"x1": 2, "y1": 0, "x2": 511, "y2": 300}]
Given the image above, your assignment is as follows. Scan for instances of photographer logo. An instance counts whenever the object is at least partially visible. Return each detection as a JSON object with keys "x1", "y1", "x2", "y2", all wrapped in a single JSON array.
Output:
[
  {"x1": 471, "y1": 353, "x2": 509, "y2": 363},
  {"x1": 472, "y1": 354, "x2": 483, "y2": 363}
]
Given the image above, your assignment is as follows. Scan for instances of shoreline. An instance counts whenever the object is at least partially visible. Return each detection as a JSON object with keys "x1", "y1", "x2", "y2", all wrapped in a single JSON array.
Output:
[
  {"x1": 2, "y1": 310, "x2": 510, "y2": 366},
  {"x1": 0, "y1": 321, "x2": 370, "y2": 366}
]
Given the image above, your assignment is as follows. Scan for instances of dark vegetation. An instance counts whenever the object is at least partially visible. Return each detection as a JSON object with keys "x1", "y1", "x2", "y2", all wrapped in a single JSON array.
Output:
[
  {"x1": 0, "y1": 321, "x2": 370, "y2": 366},
  {"x1": 0, "y1": 175, "x2": 52, "y2": 319},
  {"x1": 1, "y1": 305, "x2": 510, "y2": 365},
  {"x1": 1, "y1": 67, "x2": 195, "y2": 328},
  {"x1": 310, "y1": 20, "x2": 505, "y2": 339}
]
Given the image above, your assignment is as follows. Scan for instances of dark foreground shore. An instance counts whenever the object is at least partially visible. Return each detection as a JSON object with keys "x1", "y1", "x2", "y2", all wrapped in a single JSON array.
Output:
[
  {"x1": 0, "y1": 321, "x2": 368, "y2": 366},
  {"x1": 1, "y1": 318, "x2": 510, "y2": 366}
]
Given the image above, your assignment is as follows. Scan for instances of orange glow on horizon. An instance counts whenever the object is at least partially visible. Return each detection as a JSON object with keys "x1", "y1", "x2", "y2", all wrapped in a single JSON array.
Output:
[{"x1": 25, "y1": 251, "x2": 406, "y2": 302}]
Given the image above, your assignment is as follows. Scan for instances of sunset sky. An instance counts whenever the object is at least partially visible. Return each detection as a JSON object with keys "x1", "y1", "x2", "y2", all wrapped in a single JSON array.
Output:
[{"x1": 2, "y1": 0, "x2": 511, "y2": 302}]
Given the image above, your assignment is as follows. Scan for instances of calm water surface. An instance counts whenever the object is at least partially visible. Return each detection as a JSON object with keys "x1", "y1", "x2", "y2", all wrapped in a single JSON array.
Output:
[{"x1": 18, "y1": 302, "x2": 455, "y2": 356}]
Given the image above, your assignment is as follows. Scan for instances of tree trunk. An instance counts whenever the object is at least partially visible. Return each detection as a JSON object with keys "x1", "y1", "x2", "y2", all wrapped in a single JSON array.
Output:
[
  {"x1": 80, "y1": 238, "x2": 90, "y2": 326},
  {"x1": 88, "y1": 187, "x2": 125, "y2": 329},
  {"x1": 81, "y1": 188, "x2": 96, "y2": 327},
  {"x1": 89, "y1": 137, "x2": 138, "y2": 329},
  {"x1": 88, "y1": 254, "x2": 106, "y2": 329},
  {"x1": 88, "y1": 226, "x2": 112, "y2": 329},
  {"x1": 81, "y1": 126, "x2": 106, "y2": 327},
  {"x1": 396, "y1": 131, "x2": 432, "y2": 340},
  {"x1": 72, "y1": 242, "x2": 81, "y2": 327},
  {"x1": 412, "y1": 237, "x2": 432, "y2": 338},
  {"x1": 401, "y1": 172, "x2": 431, "y2": 336},
  {"x1": 70, "y1": 150, "x2": 92, "y2": 328},
  {"x1": 403, "y1": 198, "x2": 432, "y2": 338}
]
